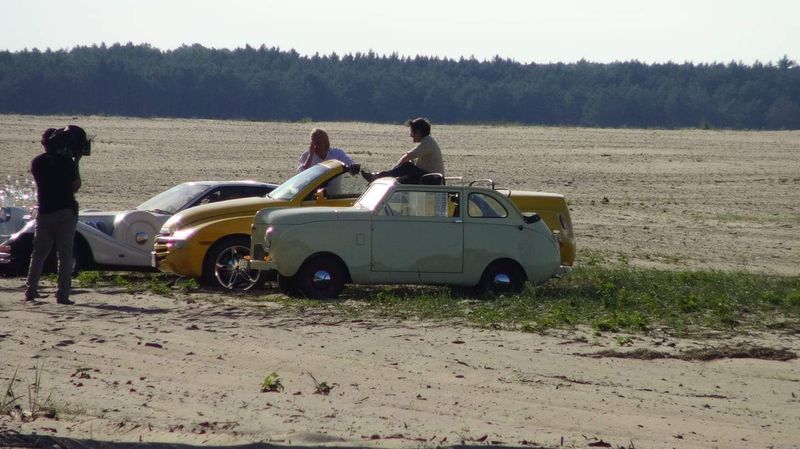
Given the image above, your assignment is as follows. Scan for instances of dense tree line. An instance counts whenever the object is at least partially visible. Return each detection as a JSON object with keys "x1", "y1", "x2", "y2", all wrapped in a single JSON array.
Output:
[{"x1": 1, "y1": 43, "x2": 798, "y2": 129}]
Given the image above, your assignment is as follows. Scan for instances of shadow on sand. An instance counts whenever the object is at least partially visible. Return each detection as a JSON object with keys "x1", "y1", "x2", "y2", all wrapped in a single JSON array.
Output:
[{"x1": 0, "y1": 430, "x2": 553, "y2": 449}]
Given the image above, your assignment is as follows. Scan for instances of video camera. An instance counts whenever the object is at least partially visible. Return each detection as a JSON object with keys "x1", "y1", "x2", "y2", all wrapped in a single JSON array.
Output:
[{"x1": 43, "y1": 125, "x2": 91, "y2": 158}]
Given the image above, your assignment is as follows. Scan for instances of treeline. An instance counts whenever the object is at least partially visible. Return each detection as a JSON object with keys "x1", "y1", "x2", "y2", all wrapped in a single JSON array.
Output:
[{"x1": 1, "y1": 43, "x2": 799, "y2": 129}]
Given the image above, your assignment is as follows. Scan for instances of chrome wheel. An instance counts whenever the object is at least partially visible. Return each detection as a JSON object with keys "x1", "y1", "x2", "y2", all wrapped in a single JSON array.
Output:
[{"x1": 203, "y1": 236, "x2": 261, "y2": 291}]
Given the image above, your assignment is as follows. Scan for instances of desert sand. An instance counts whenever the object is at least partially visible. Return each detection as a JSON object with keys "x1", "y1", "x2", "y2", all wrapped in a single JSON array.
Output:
[{"x1": 1, "y1": 115, "x2": 799, "y2": 448}]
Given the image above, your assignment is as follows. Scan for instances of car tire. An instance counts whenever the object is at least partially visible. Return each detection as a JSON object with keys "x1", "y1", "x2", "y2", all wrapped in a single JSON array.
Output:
[
  {"x1": 478, "y1": 260, "x2": 525, "y2": 296},
  {"x1": 69, "y1": 237, "x2": 92, "y2": 277},
  {"x1": 202, "y1": 236, "x2": 262, "y2": 291},
  {"x1": 277, "y1": 273, "x2": 300, "y2": 297},
  {"x1": 296, "y1": 255, "x2": 346, "y2": 299}
]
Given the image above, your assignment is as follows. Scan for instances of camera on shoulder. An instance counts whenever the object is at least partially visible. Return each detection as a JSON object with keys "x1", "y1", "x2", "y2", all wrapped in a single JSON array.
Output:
[{"x1": 43, "y1": 125, "x2": 91, "y2": 158}]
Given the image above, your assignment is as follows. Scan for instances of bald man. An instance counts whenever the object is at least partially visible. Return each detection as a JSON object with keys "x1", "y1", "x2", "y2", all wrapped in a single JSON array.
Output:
[{"x1": 297, "y1": 128, "x2": 354, "y2": 172}]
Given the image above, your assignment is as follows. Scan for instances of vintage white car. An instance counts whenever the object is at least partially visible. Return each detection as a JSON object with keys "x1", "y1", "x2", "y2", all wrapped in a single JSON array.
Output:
[
  {"x1": 0, "y1": 181, "x2": 276, "y2": 275},
  {"x1": 247, "y1": 178, "x2": 566, "y2": 299}
]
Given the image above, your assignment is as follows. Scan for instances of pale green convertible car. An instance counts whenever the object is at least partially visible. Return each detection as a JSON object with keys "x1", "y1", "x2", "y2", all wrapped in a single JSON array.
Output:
[{"x1": 247, "y1": 178, "x2": 566, "y2": 298}]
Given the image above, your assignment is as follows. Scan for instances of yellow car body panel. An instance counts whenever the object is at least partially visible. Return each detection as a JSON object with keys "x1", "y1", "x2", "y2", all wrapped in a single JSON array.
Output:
[{"x1": 506, "y1": 191, "x2": 575, "y2": 266}]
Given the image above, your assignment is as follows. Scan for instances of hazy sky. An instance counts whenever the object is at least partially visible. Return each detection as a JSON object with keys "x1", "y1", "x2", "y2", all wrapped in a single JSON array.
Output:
[{"x1": 1, "y1": 0, "x2": 797, "y2": 64}]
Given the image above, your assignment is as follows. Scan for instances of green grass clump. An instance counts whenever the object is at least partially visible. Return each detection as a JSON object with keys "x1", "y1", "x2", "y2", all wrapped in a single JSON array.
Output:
[
  {"x1": 260, "y1": 372, "x2": 284, "y2": 393},
  {"x1": 72, "y1": 271, "x2": 201, "y2": 296},
  {"x1": 310, "y1": 264, "x2": 800, "y2": 336},
  {"x1": 76, "y1": 270, "x2": 102, "y2": 287},
  {"x1": 47, "y1": 263, "x2": 800, "y2": 336}
]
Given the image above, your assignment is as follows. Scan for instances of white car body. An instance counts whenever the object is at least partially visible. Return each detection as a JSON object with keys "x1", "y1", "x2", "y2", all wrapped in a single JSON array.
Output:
[{"x1": 0, "y1": 206, "x2": 30, "y2": 242}]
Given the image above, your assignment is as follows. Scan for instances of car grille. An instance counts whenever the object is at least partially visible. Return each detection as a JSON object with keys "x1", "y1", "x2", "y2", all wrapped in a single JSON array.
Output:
[{"x1": 151, "y1": 238, "x2": 170, "y2": 266}]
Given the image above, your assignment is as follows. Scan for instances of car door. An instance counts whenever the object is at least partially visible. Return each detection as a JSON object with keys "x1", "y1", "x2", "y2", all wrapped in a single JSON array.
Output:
[{"x1": 370, "y1": 189, "x2": 463, "y2": 273}]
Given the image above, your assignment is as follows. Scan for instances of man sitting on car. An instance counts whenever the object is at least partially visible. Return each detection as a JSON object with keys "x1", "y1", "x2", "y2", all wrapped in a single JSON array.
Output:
[{"x1": 361, "y1": 117, "x2": 444, "y2": 184}]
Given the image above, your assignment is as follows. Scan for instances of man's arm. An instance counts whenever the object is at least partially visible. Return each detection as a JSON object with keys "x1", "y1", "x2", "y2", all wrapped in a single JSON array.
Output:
[
  {"x1": 397, "y1": 142, "x2": 429, "y2": 165},
  {"x1": 298, "y1": 149, "x2": 313, "y2": 172},
  {"x1": 395, "y1": 152, "x2": 412, "y2": 166},
  {"x1": 333, "y1": 148, "x2": 354, "y2": 166}
]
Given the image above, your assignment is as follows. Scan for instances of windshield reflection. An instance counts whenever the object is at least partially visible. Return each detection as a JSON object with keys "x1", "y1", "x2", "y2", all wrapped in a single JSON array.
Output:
[
  {"x1": 354, "y1": 183, "x2": 392, "y2": 211},
  {"x1": 136, "y1": 183, "x2": 209, "y2": 214}
]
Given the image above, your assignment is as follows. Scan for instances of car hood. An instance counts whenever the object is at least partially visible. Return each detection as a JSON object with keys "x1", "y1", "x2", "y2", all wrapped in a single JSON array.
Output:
[
  {"x1": 163, "y1": 196, "x2": 277, "y2": 231},
  {"x1": 256, "y1": 207, "x2": 369, "y2": 226},
  {"x1": 78, "y1": 210, "x2": 126, "y2": 220}
]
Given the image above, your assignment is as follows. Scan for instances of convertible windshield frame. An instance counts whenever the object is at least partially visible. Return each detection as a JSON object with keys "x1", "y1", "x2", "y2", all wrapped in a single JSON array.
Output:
[
  {"x1": 136, "y1": 183, "x2": 211, "y2": 214},
  {"x1": 268, "y1": 164, "x2": 330, "y2": 201}
]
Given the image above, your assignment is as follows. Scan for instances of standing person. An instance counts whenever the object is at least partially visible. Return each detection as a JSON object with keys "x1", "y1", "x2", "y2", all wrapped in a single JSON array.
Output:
[
  {"x1": 361, "y1": 117, "x2": 444, "y2": 184},
  {"x1": 25, "y1": 125, "x2": 89, "y2": 305},
  {"x1": 297, "y1": 128, "x2": 354, "y2": 172}
]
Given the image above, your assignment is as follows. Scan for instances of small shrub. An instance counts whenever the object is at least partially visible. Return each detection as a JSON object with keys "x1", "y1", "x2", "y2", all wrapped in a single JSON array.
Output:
[
  {"x1": 113, "y1": 274, "x2": 132, "y2": 288},
  {"x1": 76, "y1": 271, "x2": 102, "y2": 287},
  {"x1": 785, "y1": 290, "x2": 800, "y2": 309},
  {"x1": 260, "y1": 373, "x2": 284, "y2": 393},
  {"x1": 615, "y1": 335, "x2": 634, "y2": 346},
  {"x1": 148, "y1": 279, "x2": 172, "y2": 296},
  {"x1": 678, "y1": 295, "x2": 701, "y2": 312},
  {"x1": 175, "y1": 278, "x2": 199, "y2": 293},
  {"x1": 1, "y1": 367, "x2": 22, "y2": 414},
  {"x1": 308, "y1": 372, "x2": 333, "y2": 395}
]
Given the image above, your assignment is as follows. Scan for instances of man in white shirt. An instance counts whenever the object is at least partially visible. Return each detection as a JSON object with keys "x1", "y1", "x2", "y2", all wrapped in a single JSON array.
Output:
[
  {"x1": 297, "y1": 128, "x2": 354, "y2": 172},
  {"x1": 361, "y1": 117, "x2": 444, "y2": 184}
]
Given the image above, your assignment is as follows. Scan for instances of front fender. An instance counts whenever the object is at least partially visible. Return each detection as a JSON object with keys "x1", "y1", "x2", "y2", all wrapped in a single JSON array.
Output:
[
  {"x1": 76, "y1": 222, "x2": 151, "y2": 267},
  {"x1": 269, "y1": 220, "x2": 370, "y2": 278},
  {"x1": 160, "y1": 215, "x2": 255, "y2": 277}
]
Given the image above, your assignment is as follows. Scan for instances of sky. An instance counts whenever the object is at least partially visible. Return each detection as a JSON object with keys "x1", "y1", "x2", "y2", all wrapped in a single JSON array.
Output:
[{"x1": 0, "y1": 0, "x2": 798, "y2": 64}]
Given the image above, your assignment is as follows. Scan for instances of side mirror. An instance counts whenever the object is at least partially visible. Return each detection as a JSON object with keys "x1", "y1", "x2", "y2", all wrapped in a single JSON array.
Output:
[{"x1": 315, "y1": 188, "x2": 328, "y2": 202}]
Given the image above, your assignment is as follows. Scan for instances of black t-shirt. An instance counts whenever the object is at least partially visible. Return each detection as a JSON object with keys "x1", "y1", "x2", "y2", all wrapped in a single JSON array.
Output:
[{"x1": 31, "y1": 152, "x2": 79, "y2": 214}]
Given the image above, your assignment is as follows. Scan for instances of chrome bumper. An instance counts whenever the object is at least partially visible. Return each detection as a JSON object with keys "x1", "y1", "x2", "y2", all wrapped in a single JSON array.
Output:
[
  {"x1": 245, "y1": 257, "x2": 276, "y2": 272},
  {"x1": 555, "y1": 265, "x2": 572, "y2": 278},
  {"x1": 0, "y1": 240, "x2": 13, "y2": 265}
]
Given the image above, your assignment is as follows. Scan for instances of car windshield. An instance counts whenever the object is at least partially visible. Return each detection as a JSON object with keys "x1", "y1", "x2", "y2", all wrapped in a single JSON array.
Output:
[
  {"x1": 269, "y1": 164, "x2": 330, "y2": 201},
  {"x1": 136, "y1": 183, "x2": 210, "y2": 214},
  {"x1": 354, "y1": 183, "x2": 393, "y2": 211}
]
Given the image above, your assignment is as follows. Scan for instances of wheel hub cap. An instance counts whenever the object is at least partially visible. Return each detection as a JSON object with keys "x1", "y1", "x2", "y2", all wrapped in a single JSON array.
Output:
[
  {"x1": 312, "y1": 270, "x2": 332, "y2": 288},
  {"x1": 492, "y1": 273, "x2": 511, "y2": 289}
]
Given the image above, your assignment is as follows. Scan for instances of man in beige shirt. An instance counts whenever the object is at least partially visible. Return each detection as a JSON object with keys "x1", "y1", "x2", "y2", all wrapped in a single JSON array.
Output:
[{"x1": 362, "y1": 117, "x2": 444, "y2": 184}]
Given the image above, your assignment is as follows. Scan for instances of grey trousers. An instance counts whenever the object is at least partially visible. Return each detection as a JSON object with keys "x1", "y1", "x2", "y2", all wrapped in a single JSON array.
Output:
[{"x1": 26, "y1": 208, "x2": 78, "y2": 301}]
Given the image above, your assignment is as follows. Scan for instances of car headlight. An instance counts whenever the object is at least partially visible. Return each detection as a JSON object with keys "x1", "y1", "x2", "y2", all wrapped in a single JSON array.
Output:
[{"x1": 265, "y1": 226, "x2": 274, "y2": 248}]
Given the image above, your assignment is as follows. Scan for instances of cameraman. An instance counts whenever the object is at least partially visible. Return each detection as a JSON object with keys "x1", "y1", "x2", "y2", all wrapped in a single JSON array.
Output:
[{"x1": 25, "y1": 125, "x2": 89, "y2": 305}]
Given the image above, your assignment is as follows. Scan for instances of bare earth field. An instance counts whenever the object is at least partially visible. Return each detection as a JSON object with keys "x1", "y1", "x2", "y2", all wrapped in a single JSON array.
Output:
[{"x1": 1, "y1": 115, "x2": 799, "y2": 448}]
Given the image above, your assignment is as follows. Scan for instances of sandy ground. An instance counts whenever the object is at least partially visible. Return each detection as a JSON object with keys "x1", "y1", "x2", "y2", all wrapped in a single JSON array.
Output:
[
  {"x1": 1, "y1": 115, "x2": 800, "y2": 448},
  {"x1": 1, "y1": 282, "x2": 799, "y2": 449}
]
